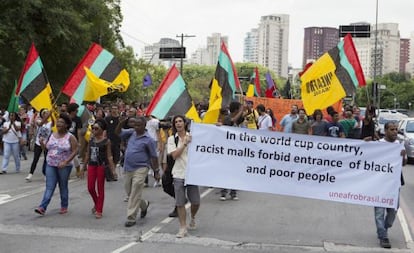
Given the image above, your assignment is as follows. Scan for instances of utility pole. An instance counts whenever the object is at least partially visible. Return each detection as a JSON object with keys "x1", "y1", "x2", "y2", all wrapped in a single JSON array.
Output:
[
  {"x1": 176, "y1": 33, "x2": 196, "y2": 75},
  {"x1": 374, "y1": 0, "x2": 379, "y2": 111}
]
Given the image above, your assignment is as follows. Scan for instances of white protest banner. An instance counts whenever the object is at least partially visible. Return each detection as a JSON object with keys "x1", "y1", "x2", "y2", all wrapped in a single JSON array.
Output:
[{"x1": 186, "y1": 123, "x2": 403, "y2": 209}]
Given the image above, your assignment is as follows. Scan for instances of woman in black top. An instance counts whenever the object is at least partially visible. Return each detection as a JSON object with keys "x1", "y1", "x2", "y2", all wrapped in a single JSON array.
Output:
[
  {"x1": 360, "y1": 111, "x2": 379, "y2": 141},
  {"x1": 82, "y1": 119, "x2": 115, "y2": 219}
]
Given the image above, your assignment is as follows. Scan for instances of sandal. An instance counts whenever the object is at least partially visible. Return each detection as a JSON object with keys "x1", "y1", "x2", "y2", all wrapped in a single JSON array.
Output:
[{"x1": 95, "y1": 212, "x2": 102, "y2": 219}]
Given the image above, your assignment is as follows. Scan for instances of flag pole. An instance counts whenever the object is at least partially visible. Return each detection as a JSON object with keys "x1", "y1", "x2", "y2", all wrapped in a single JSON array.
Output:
[{"x1": 53, "y1": 90, "x2": 63, "y2": 107}]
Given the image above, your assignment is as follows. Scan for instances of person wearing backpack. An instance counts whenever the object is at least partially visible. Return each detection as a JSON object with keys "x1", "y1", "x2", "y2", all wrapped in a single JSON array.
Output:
[{"x1": 167, "y1": 115, "x2": 200, "y2": 238}]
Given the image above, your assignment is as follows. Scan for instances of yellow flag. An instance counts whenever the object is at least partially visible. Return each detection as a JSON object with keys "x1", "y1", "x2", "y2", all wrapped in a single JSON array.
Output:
[
  {"x1": 246, "y1": 84, "x2": 255, "y2": 97},
  {"x1": 300, "y1": 53, "x2": 346, "y2": 115},
  {"x1": 202, "y1": 79, "x2": 223, "y2": 124},
  {"x1": 84, "y1": 67, "x2": 130, "y2": 101},
  {"x1": 111, "y1": 69, "x2": 130, "y2": 92}
]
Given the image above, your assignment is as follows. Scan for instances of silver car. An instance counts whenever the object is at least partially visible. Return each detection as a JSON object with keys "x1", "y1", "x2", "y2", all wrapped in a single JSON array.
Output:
[{"x1": 398, "y1": 117, "x2": 414, "y2": 162}]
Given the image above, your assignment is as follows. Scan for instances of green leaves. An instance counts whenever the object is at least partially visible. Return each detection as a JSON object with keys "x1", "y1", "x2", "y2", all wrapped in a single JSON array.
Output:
[{"x1": 0, "y1": 0, "x2": 123, "y2": 107}]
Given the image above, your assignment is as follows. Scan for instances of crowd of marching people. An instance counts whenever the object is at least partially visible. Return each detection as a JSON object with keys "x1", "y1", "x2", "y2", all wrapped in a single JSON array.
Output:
[{"x1": 0, "y1": 99, "x2": 405, "y2": 245}]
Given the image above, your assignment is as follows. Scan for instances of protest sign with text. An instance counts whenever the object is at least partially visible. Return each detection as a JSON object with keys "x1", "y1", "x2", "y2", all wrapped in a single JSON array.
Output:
[{"x1": 186, "y1": 123, "x2": 403, "y2": 208}]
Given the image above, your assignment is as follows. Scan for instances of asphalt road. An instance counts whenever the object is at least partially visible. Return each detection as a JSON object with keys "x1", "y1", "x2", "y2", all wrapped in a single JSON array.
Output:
[{"x1": 0, "y1": 151, "x2": 413, "y2": 253}]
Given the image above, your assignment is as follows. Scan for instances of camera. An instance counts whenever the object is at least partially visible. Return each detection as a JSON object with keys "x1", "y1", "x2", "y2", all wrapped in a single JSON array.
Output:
[{"x1": 159, "y1": 121, "x2": 172, "y2": 130}]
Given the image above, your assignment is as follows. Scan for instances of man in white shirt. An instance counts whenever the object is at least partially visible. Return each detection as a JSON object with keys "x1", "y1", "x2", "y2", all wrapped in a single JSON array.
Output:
[
  {"x1": 256, "y1": 104, "x2": 273, "y2": 131},
  {"x1": 374, "y1": 122, "x2": 407, "y2": 249}
]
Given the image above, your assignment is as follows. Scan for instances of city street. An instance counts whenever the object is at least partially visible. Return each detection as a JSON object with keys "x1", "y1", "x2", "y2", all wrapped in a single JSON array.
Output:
[{"x1": 0, "y1": 151, "x2": 413, "y2": 253}]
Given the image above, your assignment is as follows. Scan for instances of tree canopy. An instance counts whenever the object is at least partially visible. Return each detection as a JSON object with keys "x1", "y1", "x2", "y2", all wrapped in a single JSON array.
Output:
[{"x1": 0, "y1": 0, "x2": 125, "y2": 107}]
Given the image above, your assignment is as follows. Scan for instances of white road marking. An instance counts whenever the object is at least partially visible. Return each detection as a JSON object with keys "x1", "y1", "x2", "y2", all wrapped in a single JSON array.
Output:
[
  {"x1": 399, "y1": 197, "x2": 414, "y2": 249},
  {"x1": 0, "y1": 179, "x2": 77, "y2": 206},
  {"x1": 0, "y1": 194, "x2": 11, "y2": 204},
  {"x1": 111, "y1": 187, "x2": 214, "y2": 253}
]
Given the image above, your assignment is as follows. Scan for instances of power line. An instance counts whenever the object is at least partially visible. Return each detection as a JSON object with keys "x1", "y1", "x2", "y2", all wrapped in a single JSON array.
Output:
[{"x1": 120, "y1": 31, "x2": 151, "y2": 46}]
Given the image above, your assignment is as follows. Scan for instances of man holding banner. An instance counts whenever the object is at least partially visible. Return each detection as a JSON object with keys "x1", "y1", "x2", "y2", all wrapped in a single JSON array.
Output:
[{"x1": 375, "y1": 122, "x2": 407, "y2": 249}]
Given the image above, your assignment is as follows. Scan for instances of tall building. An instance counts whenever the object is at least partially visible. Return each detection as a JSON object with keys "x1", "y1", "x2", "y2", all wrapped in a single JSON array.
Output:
[
  {"x1": 188, "y1": 48, "x2": 208, "y2": 65},
  {"x1": 400, "y1": 38, "x2": 410, "y2": 73},
  {"x1": 371, "y1": 23, "x2": 400, "y2": 78},
  {"x1": 243, "y1": 28, "x2": 258, "y2": 63},
  {"x1": 407, "y1": 32, "x2": 414, "y2": 76},
  {"x1": 257, "y1": 14, "x2": 289, "y2": 78},
  {"x1": 302, "y1": 27, "x2": 339, "y2": 67},
  {"x1": 189, "y1": 33, "x2": 228, "y2": 66},
  {"x1": 206, "y1": 33, "x2": 228, "y2": 65},
  {"x1": 352, "y1": 23, "x2": 401, "y2": 79}
]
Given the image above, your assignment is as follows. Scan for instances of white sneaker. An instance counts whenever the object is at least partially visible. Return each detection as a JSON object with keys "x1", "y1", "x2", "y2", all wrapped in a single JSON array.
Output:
[
  {"x1": 25, "y1": 173, "x2": 33, "y2": 182},
  {"x1": 188, "y1": 218, "x2": 196, "y2": 230},
  {"x1": 176, "y1": 227, "x2": 187, "y2": 238}
]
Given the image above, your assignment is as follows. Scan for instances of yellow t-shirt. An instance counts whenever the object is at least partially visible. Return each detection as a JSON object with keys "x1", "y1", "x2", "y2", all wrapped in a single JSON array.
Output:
[{"x1": 245, "y1": 110, "x2": 258, "y2": 129}]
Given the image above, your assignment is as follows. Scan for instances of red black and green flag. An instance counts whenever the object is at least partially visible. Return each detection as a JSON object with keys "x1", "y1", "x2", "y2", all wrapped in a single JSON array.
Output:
[
  {"x1": 300, "y1": 34, "x2": 366, "y2": 114},
  {"x1": 7, "y1": 80, "x2": 19, "y2": 113},
  {"x1": 16, "y1": 43, "x2": 56, "y2": 114},
  {"x1": 62, "y1": 43, "x2": 126, "y2": 104},
  {"x1": 202, "y1": 42, "x2": 240, "y2": 123},
  {"x1": 145, "y1": 64, "x2": 201, "y2": 122}
]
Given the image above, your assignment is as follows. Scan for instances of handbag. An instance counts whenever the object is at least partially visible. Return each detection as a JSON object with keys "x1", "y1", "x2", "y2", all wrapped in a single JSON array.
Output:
[
  {"x1": 162, "y1": 154, "x2": 175, "y2": 198},
  {"x1": 162, "y1": 135, "x2": 179, "y2": 198}
]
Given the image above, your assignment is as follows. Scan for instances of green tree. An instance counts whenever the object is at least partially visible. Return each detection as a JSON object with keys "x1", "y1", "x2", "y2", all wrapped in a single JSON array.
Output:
[
  {"x1": 0, "y1": 0, "x2": 123, "y2": 107},
  {"x1": 355, "y1": 73, "x2": 414, "y2": 109}
]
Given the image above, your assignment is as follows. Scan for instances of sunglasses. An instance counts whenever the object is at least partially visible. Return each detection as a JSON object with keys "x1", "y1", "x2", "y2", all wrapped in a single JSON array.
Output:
[{"x1": 92, "y1": 127, "x2": 100, "y2": 130}]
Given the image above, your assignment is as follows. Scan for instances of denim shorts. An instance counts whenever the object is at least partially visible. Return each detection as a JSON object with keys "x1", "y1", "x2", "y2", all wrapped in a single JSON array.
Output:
[{"x1": 173, "y1": 178, "x2": 200, "y2": 206}]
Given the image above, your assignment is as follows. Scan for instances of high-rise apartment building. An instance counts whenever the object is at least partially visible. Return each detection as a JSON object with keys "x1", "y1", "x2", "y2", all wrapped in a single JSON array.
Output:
[
  {"x1": 352, "y1": 23, "x2": 401, "y2": 79},
  {"x1": 257, "y1": 14, "x2": 289, "y2": 78},
  {"x1": 243, "y1": 28, "x2": 258, "y2": 63},
  {"x1": 373, "y1": 23, "x2": 400, "y2": 77},
  {"x1": 407, "y1": 32, "x2": 414, "y2": 76},
  {"x1": 302, "y1": 27, "x2": 339, "y2": 67},
  {"x1": 400, "y1": 38, "x2": 410, "y2": 73},
  {"x1": 189, "y1": 33, "x2": 228, "y2": 66},
  {"x1": 189, "y1": 48, "x2": 208, "y2": 65},
  {"x1": 206, "y1": 33, "x2": 228, "y2": 66}
]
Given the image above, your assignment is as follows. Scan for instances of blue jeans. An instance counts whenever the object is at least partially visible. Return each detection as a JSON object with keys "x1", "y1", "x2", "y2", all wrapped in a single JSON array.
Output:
[
  {"x1": 374, "y1": 207, "x2": 397, "y2": 239},
  {"x1": 39, "y1": 164, "x2": 73, "y2": 210},
  {"x1": 2, "y1": 142, "x2": 20, "y2": 172}
]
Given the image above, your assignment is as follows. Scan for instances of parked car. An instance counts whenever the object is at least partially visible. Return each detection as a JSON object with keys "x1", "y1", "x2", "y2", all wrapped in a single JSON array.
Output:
[
  {"x1": 396, "y1": 108, "x2": 409, "y2": 116},
  {"x1": 397, "y1": 117, "x2": 414, "y2": 163},
  {"x1": 376, "y1": 112, "x2": 407, "y2": 137}
]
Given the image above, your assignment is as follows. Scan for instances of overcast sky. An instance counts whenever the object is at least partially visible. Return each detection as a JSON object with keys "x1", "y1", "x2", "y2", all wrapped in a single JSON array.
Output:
[{"x1": 120, "y1": 0, "x2": 414, "y2": 68}]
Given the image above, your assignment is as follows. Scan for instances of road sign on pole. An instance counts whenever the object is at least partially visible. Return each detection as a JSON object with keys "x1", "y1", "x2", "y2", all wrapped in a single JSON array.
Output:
[
  {"x1": 159, "y1": 47, "x2": 186, "y2": 59},
  {"x1": 339, "y1": 25, "x2": 370, "y2": 38}
]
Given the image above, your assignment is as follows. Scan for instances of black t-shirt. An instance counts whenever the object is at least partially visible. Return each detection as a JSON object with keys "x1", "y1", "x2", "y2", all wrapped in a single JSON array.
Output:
[
  {"x1": 69, "y1": 116, "x2": 82, "y2": 139},
  {"x1": 88, "y1": 138, "x2": 109, "y2": 166},
  {"x1": 105, "y1": 116, "x2": 121, "y2": 144}
]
